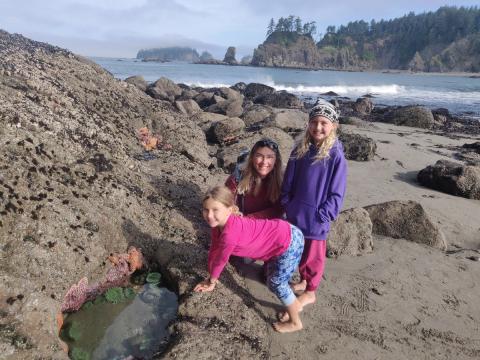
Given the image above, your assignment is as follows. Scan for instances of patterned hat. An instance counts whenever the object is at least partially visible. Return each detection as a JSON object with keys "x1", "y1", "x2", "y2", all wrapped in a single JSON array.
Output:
[{"x1": 308, "y1": 99, "x2": 339, "y2": 123}]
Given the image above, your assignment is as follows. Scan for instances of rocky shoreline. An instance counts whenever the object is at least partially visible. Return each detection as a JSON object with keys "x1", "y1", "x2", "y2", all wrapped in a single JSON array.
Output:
[{"x1": 1, "y1": 29, "x2": 479, "y2": 359}]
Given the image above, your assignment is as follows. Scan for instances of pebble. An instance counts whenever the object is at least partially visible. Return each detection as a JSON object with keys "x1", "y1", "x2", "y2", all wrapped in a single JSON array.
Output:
[{"x1": 466, "y1": 256, "x2": 479, "y2": 262}]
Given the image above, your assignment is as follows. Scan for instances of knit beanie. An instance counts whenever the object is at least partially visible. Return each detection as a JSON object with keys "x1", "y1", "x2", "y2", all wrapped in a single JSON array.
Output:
[{"x1": 308, "y1": 99, "x2": 339, "y2": 123}]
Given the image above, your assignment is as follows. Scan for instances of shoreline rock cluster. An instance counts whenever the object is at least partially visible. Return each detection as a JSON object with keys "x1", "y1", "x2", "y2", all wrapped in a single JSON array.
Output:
[{"x1": 1, "y1": 29, "x2": 479, "y2": 359}]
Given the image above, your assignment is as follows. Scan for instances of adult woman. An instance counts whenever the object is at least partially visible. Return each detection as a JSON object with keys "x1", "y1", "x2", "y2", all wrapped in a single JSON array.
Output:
[{"x1": 225, "y1": 138, "x2": 283, "y2": 219}]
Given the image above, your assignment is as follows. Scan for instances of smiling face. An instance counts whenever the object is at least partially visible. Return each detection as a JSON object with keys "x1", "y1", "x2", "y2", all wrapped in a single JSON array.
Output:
[
  {"x1": 252, "y1": 146, "x2": 277, "y2": 179},
  {"x1": 308, "y1": 115, "x2": 336, "y2": 144},
  {"x1": 202, "y1": 198, "x2": 232, "y2": 228}
]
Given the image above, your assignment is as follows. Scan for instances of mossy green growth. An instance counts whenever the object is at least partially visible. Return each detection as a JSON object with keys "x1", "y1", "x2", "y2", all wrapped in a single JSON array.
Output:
[
  {"x1": 146, "y1": 272, "x2": 161, "y2": 285},
  {"x1": 93, "y1": 295, "x2": 106, "y2": 305},
  {"x1": 66, "y1": 321, "x2": 82, "y2": 341},
  {"x1": 81, "y1": 301, "x2": 93, "y2": 310},
  {"x1": 70, "y1": 347, "x2": 90, "y2": 360},
  {"x1": 104, "y1": 287, "x2": 125, "y2": 304},
  {"x1": 123, "y1": 287, "x2": 136, "y2": 300}
]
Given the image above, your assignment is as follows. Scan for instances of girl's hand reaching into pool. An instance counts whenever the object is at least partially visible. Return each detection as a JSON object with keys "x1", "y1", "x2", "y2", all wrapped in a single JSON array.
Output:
[{"x1": 194, "y1": 278, "x2": 217, "y2": 292}]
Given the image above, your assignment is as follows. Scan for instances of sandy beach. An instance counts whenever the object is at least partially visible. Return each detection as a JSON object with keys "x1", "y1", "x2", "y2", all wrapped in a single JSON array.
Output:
[{"x1": 235, "y1": 122, "x2": 480, "y2": 359}]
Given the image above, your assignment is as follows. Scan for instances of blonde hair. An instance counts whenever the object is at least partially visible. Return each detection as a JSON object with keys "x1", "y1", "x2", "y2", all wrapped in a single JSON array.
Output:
[
  {"x1": 237, "y1": 140, "x2": 283, "y2": 203},
  {"x1": 203, "y1": 186, "x2": 242, "y2": 215},
  {"x1": 295, "y1": 125, "x2": 338, "y2": 163}
]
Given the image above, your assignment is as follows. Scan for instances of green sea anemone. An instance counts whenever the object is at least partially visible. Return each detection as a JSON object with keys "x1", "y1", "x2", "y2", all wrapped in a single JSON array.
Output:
[
  {"x1": 104, "y1": 287, "x2": 125, "y2": 304},
  {"x1": 146, "y1": 272, "x2": 161, "y2": 285}
]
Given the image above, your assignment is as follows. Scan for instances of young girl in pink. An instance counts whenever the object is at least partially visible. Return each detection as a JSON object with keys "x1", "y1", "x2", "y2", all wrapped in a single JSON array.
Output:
[
  {"x1": 194, "y1": 185, "x2": 305, "y2": 333},
  {"x1": 281, "y1": 99, "x2": 347, "y2": 312}
]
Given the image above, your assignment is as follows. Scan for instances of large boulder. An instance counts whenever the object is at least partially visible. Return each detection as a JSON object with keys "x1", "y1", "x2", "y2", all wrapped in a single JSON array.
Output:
[
  {"x1": 364, "y1": 201, "x2": 447, "y2": 250},
  {"x1": 353, "y1": 97, "x2": 374, "y2": 115},
  {"x1": 125, "y1": 75, "x2": 148, "y2": 92},
  {"x1": 212, "y1": 117, "x2": 245, "y2": 143},
  {"x1": 206, "y1": 98, "x2": 244, "y2": 118},
  {"x1": 191, "y1": 112, "x2": 229, "y2": 133},
  {"x1": 338, "y1": 132, "x2": 376, "y2": 161},
  {"x1": 231, "y1": 82, "x2": 247, "y2": 93},
  {"x1": 267, "y1": 109, "x2": 307, "y2": 133},
  {"x1": 382, "y1": 106, "x2": 435, "y2": 129},
  {"x1": 193, "y1": 91, "x2": 216, "y2": 108},
  {"x1": 241, "y1": 104, "x2": 274, "y2": 128},
  {"x1": 417, "y1": 160, "x2": 480, "y2": 199},
  {"x1": 244, "y1": 83, "x2": 275, "y2": 100},
  {"x1": 175, "y1": 99, "x2": 202, "y2": 116},
  {"x1": 216, "y1": 87, "x2": 244, "y2": 103},
  {"x1": 146, "y1": 77, "x2": 182, "y2": 102},
  {"x1": 254, "y1": 90, "x2": 303, "y2": 109},
  {"x1": 328, "y1": 207, "x2": 373, "y2": 257},
  {"x1": 176, "y1": 88, "x2": 199, "y2": 101}
]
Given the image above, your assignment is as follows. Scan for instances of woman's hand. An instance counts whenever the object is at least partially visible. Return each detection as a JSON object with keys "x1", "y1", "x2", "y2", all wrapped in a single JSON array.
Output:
[{"x1": 194, "y1": 278, "x2": 217, "y2": 292}]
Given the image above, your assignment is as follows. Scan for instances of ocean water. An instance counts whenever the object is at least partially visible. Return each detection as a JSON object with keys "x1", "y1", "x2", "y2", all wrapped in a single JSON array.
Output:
[{"x1": 92, "y1": 57, "x2": 480, "y2": 119}]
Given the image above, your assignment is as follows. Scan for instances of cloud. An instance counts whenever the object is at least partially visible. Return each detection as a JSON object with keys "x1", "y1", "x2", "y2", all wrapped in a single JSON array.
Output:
[{"x1": 1, "y1": 0, "x2": 479, "y2": 57}]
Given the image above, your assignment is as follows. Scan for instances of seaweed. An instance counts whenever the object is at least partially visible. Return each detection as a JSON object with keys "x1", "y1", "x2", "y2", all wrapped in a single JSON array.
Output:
[
  {"x1": 93, "y1": 295, "x2": 106, "y2": 305},
  {"x1": 70, "y1": 347, "x2": 90, "y2": 360},
  {"x1": 81, "y1": 301, "x2": 93, "y2": 310},
  {"x1": 66, "y1": 321, "x2": 82, "y2": 341}
]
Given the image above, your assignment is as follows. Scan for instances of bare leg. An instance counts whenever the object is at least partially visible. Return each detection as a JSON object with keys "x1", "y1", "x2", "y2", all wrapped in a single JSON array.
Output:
[{"x1": 273, "y1": 298, "x2": 303, "y2": 333}]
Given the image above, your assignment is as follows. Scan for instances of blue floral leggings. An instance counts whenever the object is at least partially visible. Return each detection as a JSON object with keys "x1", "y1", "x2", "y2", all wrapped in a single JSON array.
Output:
[{"x1": 266, "y1": 225, "x2": 304, "y2": 306}]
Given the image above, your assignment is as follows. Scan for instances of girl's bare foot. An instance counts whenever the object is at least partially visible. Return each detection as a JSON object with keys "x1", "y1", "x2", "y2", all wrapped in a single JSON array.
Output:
[
  {"x1": 277, "y1": 307, "x2": 303, "y2": 323},
  {"x1": 273, "y1": 320, "x2": 303, "y2": 333},
  {"x1": 297, "y1": 291, "x2": 316, "y2": 307},
  {"x1": 290, "y1": 279, "x2": 307, "y2": 293}
]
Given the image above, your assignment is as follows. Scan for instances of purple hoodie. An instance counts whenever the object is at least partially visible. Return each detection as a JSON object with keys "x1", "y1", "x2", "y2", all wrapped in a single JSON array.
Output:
[{"x1": 281, "y1": 140, "x2": 347, "y2": 240}]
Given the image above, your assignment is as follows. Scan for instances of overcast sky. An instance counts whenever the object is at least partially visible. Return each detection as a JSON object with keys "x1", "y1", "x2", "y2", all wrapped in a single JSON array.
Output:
[{"x1": 1, "y1": 0, "x2": 478, "y2": 58}]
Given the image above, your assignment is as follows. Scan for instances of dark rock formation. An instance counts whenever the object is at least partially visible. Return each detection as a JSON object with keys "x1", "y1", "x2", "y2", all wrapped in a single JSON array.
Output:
[
  {"x1": 417, "y1": 160, "x2": 480, "y2": 199},
  {"x1": 146, "y1": 77, "x2": 183, "y2": 102},
  {"x1": 381, "y1": 106, "x2": 435, "y2": 129},
  {"x1": 364, "y1": 201, "x2": 446, "y2": 250},
  {"x1": 339, "y1": 132, "x2": 376, "y2": 161},
  {"x1": 254, "y1": 90, "x2": 303, "y2": 109},
  {"x1": 252, "y1": 33, "x2": 324, "y2": 69},
  {"x1": 244, "y1": 83, "x2": 275, "y2": 100},
  {"x1": 223, "y1": 46, "x2": 238, "y2": 65},
  {"x1": 353, "y1": 97, "x2": 374, "y2": 115}
]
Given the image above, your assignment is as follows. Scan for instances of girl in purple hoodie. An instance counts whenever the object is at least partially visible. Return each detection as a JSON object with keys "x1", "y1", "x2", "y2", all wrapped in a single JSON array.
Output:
[{"x1": 280, "y1": 99, "x2": 347, "y2": 316}]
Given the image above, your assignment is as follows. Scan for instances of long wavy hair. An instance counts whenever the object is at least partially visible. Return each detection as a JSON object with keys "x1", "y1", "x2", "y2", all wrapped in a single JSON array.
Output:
[
  {"x1": 203, "y1": 186, "x2": 241, "y2": 215},
  {"x1": 237, "y1": 138, "x2": 283, "y2": 203},
  {"x1": 295, "y1": 124, "x2": 338, "y2": 163}
]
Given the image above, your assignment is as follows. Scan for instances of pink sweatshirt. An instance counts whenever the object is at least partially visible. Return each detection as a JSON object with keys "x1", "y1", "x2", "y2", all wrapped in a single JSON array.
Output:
[{"x1": 208, "y1": 214, "x2": 292, "y2": 279}]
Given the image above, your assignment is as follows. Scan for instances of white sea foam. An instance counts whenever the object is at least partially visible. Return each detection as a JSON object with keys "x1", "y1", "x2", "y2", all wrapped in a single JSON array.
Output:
[{"x1": 273, "y1": 84, "x2": 405, "y2": 96}]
